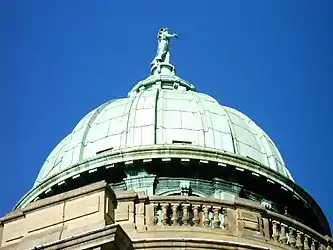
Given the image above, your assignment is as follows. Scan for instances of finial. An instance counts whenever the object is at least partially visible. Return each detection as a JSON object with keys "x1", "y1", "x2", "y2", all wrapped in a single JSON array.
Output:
[{"x1": 150, "y1": 28, "x2": 179, "y2": 76}]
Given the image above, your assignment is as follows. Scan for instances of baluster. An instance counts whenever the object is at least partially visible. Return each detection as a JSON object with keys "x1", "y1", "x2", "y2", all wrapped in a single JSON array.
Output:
[
  {"x1": 182, "y1": 204, "x2": 190, "y2": 226},
  {"x1": 153, "y1": 204, "x2": 159, "y2": 225},
  {"x1": 311, "y1": 239, "x2": 317, "y2": 250},
  {"x1": 280, "y1": 223, "x2": 287, "y2": 244},
  {"x1": 296, "y1": 231, "x2": 304, "y2": 250},
  {"x1": 171, "y1": 204, "x2": 179, "y2": 226},
  {"x1": 203, "y1": 205, "x2": 210, "y2": 227},
  {"x1": 192, "y1": 205, "x2": 200, "y2": 226},
  {"x1": 213, "y1": 207, "x2": 220, "y2": 228},
  {"x1": 161, "y1": 203, "x2": 169, "y2": 226},
  {"x1": 304, "y1": 235, "x2": 310, "y2": 250},
  {"x1": 272, "y1": 221, "x2": 279, "y2": 242},
  {"x1": 289, "y1": 227, "x2": 296, "y2": 248},
  {"x1": 320, "y1": 244, "x2": 326, "y2": 250},
  {"x1": 222, "y1": 208, "x2": 228, "y2": 229}
]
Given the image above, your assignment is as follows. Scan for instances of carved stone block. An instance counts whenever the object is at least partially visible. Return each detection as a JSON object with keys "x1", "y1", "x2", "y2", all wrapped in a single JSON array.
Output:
[
  {"x1": 115, "y1": 202, "x2": 130, "y2": 222},
  {"x1": 236, "y1": 209, "x2": 262, "y2": 235},
  {"x1": 135, "y1": 203, "x2": 146, "y2": 231}
]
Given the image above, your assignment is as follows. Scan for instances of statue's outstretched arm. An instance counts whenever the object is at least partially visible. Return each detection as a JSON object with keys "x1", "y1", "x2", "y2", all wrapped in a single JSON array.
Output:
[{"x1": 165, "y1": 32, "x2": 179, "y2": 39}]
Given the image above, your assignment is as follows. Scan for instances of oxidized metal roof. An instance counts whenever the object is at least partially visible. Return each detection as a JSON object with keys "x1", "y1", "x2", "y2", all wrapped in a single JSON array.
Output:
[{"x1": 34, "y1": 74, "x2": 293, "y2": 188}]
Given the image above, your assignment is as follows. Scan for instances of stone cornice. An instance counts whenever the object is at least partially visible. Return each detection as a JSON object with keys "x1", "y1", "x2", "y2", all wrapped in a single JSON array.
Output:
[{"x1": 28, "y1": 224, "x2": 131, "y2": 250}]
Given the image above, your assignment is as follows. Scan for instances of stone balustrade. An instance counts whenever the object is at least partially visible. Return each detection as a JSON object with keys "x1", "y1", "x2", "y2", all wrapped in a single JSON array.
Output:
[
  {"x1": 152, "y1": 202, "x2": 227, "y2": 229},
  {"x1": 115, "y1": 192, "x2": 333, "y2": 250},
  {"x1": 267, "y1": 211, "x2": 333, "y2": 250}
]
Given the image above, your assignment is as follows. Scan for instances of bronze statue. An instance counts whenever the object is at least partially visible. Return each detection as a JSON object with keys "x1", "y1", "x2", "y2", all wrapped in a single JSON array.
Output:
[{"x1": 151, "y1": 28, "x2": 178, "y2": 66}]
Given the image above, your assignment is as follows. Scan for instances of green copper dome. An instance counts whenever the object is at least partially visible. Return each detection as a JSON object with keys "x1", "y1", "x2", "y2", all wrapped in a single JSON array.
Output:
[
  {"x1": 15, "y1": 63, "x2": 294, "y2": 208},
  {"x1": 16, "y1": 28, "x2": 296, "y2": 208},
  {"x1": 34, "y1": 81, "x2": 292, "y2": 187}
]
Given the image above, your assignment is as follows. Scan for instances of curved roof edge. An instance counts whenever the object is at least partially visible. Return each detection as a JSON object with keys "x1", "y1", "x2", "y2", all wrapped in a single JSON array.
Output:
[{"x1": 14, "y1": 144, "x2": 330, "y2": 236}]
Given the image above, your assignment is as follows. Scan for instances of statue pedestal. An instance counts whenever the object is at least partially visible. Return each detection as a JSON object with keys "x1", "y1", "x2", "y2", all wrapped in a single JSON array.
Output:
[{"x1": 150, "y1": 62, "x2": 176, "y2": 76}]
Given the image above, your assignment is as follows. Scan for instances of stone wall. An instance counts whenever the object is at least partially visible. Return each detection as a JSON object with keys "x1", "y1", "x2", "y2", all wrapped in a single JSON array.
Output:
[{"x1": 0, "y1": 181, "x2": 119, "y2": 249}]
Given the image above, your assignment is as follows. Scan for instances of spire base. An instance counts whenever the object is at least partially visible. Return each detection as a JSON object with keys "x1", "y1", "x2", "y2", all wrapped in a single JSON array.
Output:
[{"x1": 150, "y1": 62, "x2": 176, "y2": 76}]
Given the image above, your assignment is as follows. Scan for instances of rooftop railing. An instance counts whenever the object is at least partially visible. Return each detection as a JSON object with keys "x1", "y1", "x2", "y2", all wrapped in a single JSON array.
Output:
[{"x1": 116, "y1": 193, "x2": 333, "y2": 250}]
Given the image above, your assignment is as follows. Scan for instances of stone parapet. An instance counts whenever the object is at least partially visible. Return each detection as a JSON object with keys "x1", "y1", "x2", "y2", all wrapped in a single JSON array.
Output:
[
  {"x1": 1, "y1": 183, "x2": 332, "y2": 249},
  {"x1": 115, "y1": 191, "x2": 333, "y2": 250}
]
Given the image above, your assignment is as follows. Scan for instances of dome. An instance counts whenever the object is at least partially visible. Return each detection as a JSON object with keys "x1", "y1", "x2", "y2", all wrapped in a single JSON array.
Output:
[
  {"x1": 13, "y1": 31, "x2": 331, "y2": 240},
  {"x1": 34, "y1": 71, "x2": 293, "y2": 188}
]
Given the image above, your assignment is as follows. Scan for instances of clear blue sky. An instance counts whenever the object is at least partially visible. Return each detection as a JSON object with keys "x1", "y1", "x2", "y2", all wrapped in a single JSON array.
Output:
[{"x1": 1, "y1": 1, "x2": 332, "y2": 227}]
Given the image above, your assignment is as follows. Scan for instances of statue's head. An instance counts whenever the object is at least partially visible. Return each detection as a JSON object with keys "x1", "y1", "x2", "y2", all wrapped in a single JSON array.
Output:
[
  {"x1": 159, "y1": 28, "x2": 169, "y2": 33},
  {"x1": 157, "y1": 28, "x2": 168, "y2": 40}
]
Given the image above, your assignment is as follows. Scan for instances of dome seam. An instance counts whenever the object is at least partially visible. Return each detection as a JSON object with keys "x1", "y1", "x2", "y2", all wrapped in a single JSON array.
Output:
[
  {"x1": 124, "y1": 89, "x2": 145, "y2": 147},
  {"x1": 191, "y1": 91, "x2": 208, "y2": 147},
  {"x1": 222, "y1": 108, "x2": 239, "y2": 155},
  {"x1": 78, "y1": 100, "x2": 115, "y2": 161},
  {"x1": 153, "y1": 88, "x2": 160, "y2": 144},
  {"x1": 38, "y1": 135, "x2": 70, "y2": 182}
]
